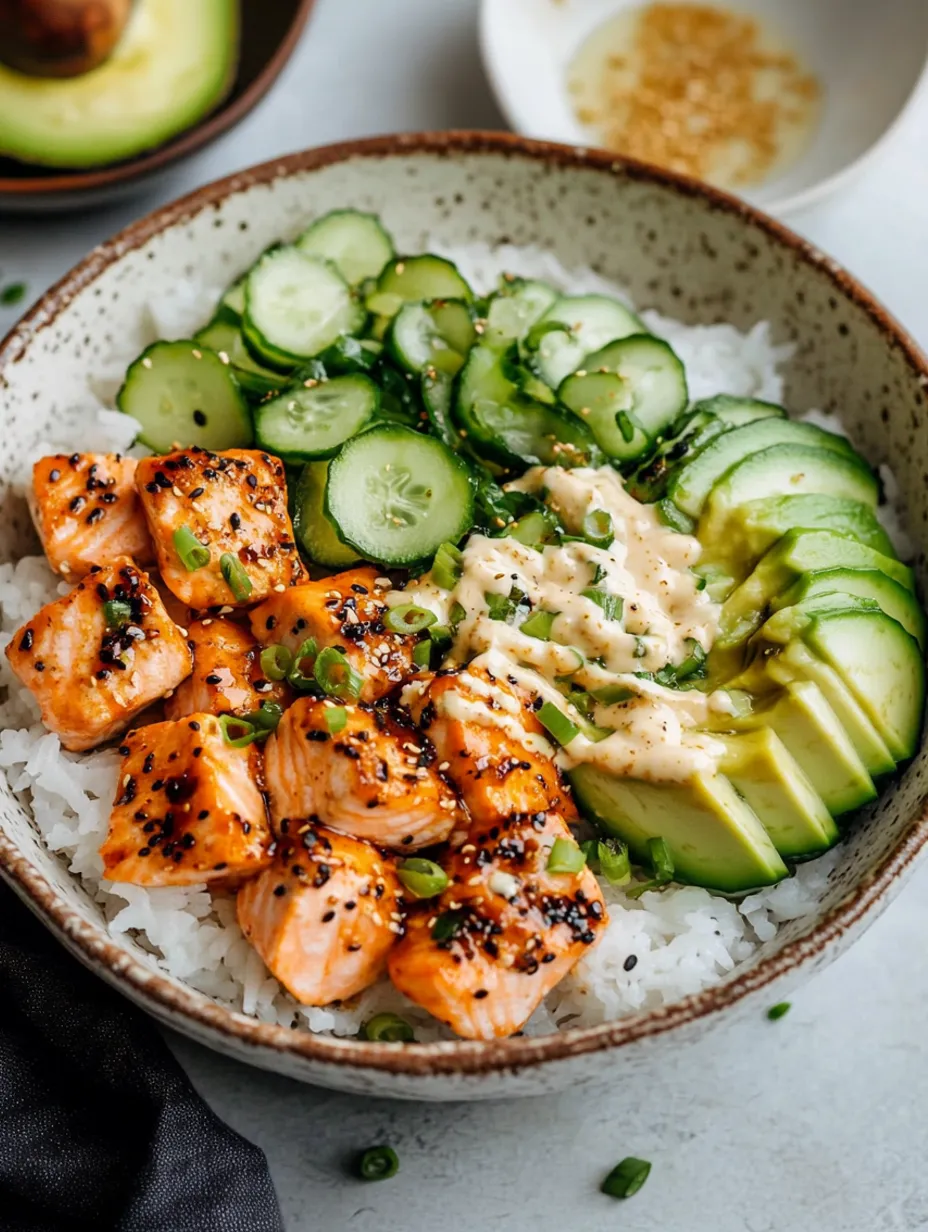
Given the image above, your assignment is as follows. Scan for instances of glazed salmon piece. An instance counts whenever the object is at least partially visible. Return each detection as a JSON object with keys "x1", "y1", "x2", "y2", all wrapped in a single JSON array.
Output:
[
  {"x1": 136, "y1": 448, "x2": 303, "y2": 609},
  {"x1": 100, "y1": 712, "x2": 272, "y2": 887},
  {"x1": 5, "y1": 557, "x2": 192, "y2": 752},
  {"x1": 30, "y1": 453, "x2": 154, "y2": 580},
  {"x1": 165, "y1": 617, "x2": 291, "y2": 721},
  {"x1": 237, "y1": 824, "x2": 403, "y2": 1005},
  {"x1": 264, "y1": 697, "x2": 464, "y2": 850},
  {"x1": 388, "y1": 667, "x2": 608, "y2": 1039},
  {"x1": 249, "y1": 567, "x2": 415, "y2": 702}
]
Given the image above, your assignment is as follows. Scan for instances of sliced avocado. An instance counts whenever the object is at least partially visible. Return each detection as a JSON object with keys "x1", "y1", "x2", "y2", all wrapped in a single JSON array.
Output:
[
  {"x1": 700, "y1": 494, "x2": 894, "y2": 580},
  {"x1": 775, "y1": 568, "x2": 925, "y2": 650},
  {"x1": 718, "y1": 529, "x2": 915, "y2": 648},
  {"x1": 568, "y1": 765, "x2": 788, "y2": 893},
  {"x1": 719, "y1": 680, "x2": 877, "y2": 817},
  {"x1": 668, "y1": 418, "x2": 863, "y2": 518},
  {"x1": 0, "y1": 1, "x2": 238, "y2": 169},
  {"x1": 802, "y1": 610, "x2": 925, "y2": 762},
  {"x1": 763, "y1": 641, "x2": 897, "y2": 778},
  {"x1": 758, "y1": 594, "x2": 881, "y2": 644},
  {"x1": 716, "y1": 729, "x2": 838, "y2": 860},
  {"x1": 698, "y1": 444, "x2": 880, "y2": 547}
]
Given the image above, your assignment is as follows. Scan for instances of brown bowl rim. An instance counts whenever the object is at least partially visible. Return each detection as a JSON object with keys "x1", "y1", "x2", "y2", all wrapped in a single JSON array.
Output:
[
  {"x1": 2, "y1": 129, "x2": 928, "y2": 1080},
  {"x1": 0, "y1": 0, "x2": 317, "y2": 199}
]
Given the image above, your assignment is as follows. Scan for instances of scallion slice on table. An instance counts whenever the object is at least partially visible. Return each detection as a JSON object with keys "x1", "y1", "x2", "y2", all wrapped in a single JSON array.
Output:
[
  {"x1": 173, "y1": 525, "x2": 210, "y2": 571},
  {"x1": 601, "y1": 1157, "x2": 651, "y2": 1199},
  {"x1": 358, "y1": 1145, "x2": 399, "y2": 1182},
  {"x1": 397, "y1": 857, "x2": 448, "y2": 898},
  {"x1": 767, "y1": 1001, "x2": 791, "y2": 1021},
  {"x1": 314, "y1": 646, "x2": 363, "y2": 702}
]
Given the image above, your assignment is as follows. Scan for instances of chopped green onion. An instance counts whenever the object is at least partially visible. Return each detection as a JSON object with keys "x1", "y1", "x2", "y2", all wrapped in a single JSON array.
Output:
[
  {"x1": 546, "y1": 837, "x2": 586, "y2": 874},
  {"x1": 173, "y1": 525, "x2": 210, "y2": 572},
  {"x1": 579, "y1": 838, "x2": 599, "y2": 867},
  {"x1": 431, "y1": 540, "x2": 464, "y2": 590},
  {"x1": 537, "y1": 701, "x2": 579, "y2": 746},
  {"x1": 520, "y1": 609, "x2": 557, "y2": 641},
  {"x1": 591, "y1": 562, "x2": 607, "y2": 585},
  {"x1": 484, "y1": 586, "x2": 529, "y2": 623},
  {"x1": 633, "y1": 636, "x2": 648, "y2": 659},
  {"x1": 601, "y1": 1157, "x2": 651, "y2": 1200},
  {"x1": 656, "y1": 497, "x2": 696, "y2": 535},
  {"x1": 581, "y1": 587, "x2": 623, "y2": 622},
  {"x1": 767, "y1": 1001, "x2": 791, "y2": 1021},
  {"x1": 431, "y1": 910, "x2": 464, "y2": 942},
  {"x1": 361, "y1": 1013, "x2": 415, "y2": 1043},
  {"x1": 218, "y1": 714, "x2": 258, "y2": 748},
  {"x1": 260, "y1": 644, "x2": 293, "y2": 682},
  {"x1": 598, "y1": 839, "x2": 631, "y2": 885},
  {"x1": 358, "y1": 1145, "x2": 399, "y2": 1181},
  {"x1": 554, "y1": 647, "x2": 585, "y2": 677},
  {"x1": 592, "y1": 683, "x2": 635, "y2": 705},
  {"x1": 247, "y1": 701, "x2": 283, "y2": 734},
  {"x1": 413, "y1": 639, "x2": 433, "y2": 669},
  {"x1": 314, "y1": 645, "x2": 363, "y2": 702},
  {"x1": 0, "y1": 281, "x2": 26, "y2": 306},
  {"x1": 449, "y1": 600, "x2": 467, "y2": 627},
  {"x1": 384, "y1": 603, "x2": 437, "y2": 634},
  {"x1": 324, "y1": 705, "x2": 348, "y2": 734},
  {"x1": 626, "y1": 835, "x2": 675, "y2": 899},
  {"x1": 287, "y1": 637, "x2": 318, "y2": 689},
  {"x1": 676, "y1": 638, "x2": 707, "y2": 681},
  {"x1": 505, "y1": 509, "x2": 553, "y2": 547},
  {"x1": 615, "y1": 410, "x2": 637, "y2": 444},
  {"x1": 397, "y1": 857, "x2": 449, "y2": 899},
  {"x1": 581, "y1": 509, "x2": 614, "y2": 549},
  {"x1": 102, "y1": 599, "x2": 132, "y2": 629},
  {"x1": 220, "y1": 552, "x2": 252, "y2": 601}
]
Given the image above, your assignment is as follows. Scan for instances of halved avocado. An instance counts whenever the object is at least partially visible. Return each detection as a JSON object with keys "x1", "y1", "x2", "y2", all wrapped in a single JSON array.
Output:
[
  {"x1": 717, "y1": 529, "x2": 914, "y2": 648},
  {"x1": 716, "y1": 729, "x2": 838, "y2": 860},
  {"x1": 569, "y1": 764, "x2": 788, "y2": 892},
  {"x1": 0, "y1": 0, "x2": 238, "y2": 169}
]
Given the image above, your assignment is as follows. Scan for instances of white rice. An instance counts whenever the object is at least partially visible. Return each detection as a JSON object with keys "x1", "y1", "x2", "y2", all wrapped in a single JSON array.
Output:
[{"x1": 0, "y1": 243, "x2": 901, "y2": 1041}]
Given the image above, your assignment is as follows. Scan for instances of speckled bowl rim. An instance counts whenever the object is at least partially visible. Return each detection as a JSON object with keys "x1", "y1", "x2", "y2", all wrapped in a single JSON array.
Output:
[{"x1": 2, "y1": 130, "x2": 928, "y2": 1080}]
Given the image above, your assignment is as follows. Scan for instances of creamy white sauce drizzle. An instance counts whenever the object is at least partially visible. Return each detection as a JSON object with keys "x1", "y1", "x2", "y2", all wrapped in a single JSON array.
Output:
[{"x1": 395, "y1": 467, "x2": 733, "y2": 782}]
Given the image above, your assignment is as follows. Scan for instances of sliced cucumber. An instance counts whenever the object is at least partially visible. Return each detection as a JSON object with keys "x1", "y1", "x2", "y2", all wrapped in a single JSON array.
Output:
[
  {"x1": 325, "y1": 425, "x2": 475, "y2": 565},
  {"x1": 243, "y1": 246, "x2": 365, "y2": 371},
  {"x1": 292, "y1": 461, "x2": 362, "y2": 568},
  {"x1": 388, "y1": 299, "x2": 475, "y2": 376},
  {"x1": 194, "y1": 315, "x2": 283, "y2": 399},
  {"x1": 316, "y1": 335, "x2": 383, "y2": 374},
  {"x1": 366, "y1": 255, "x2": 473, "y2": 320},
  {"x1": 254, "y1": 374, "x2": 378, "y2": 463},
  {"x1": 803, "y1": 609, "x2": 925, "y2": 762},
  {"x1": 422, "y1": 369, "x2": 458, "y2": 450},
  {"x1": 692, "y1": 394, "x2": 788, "y2": 426},
  {"x1": 531, "y1": 295, "x2": 646, "y2": 389},
  {"x1": 116, "y1": 339, "x2": 252, "y2": 453},
  {"x1": 558, "y1": 336, "x2": 687, "y2": 462},
  {"x1": 669, "y1": 418, "x2": 864, "y2": 518},
  {"x1": 296, "y1": 209, "x2": 394, "y2": 286},
  {"x1": 220, "y1": 277, "x2": 246, "y2": 320},
  {"x1": 484, "y1": 278, "x2": 559, "y2": 350},
  {"x1": 455, "y1": 345, "x2": 602, "y2": 471}
]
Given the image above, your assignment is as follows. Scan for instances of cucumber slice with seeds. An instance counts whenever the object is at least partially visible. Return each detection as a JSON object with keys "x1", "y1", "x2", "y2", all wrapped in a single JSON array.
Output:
[
  {"x1": 254, "y1": 374, "x2": 378, "y2": 463},
  {"x1": 243, "y1": 246, "x2": 365, "y2": 371},
  {"x1": 366, "y1": 255, "x2": 473, "y2": 320},
  {"x1": 484, "y1": 278, "x2": 559, "y2": 349},
  {"x1": 558, "y1": 335, "x2": 687, "y2": 461},
  {"x1": 116, "y1": 339, "x2": 252, "y2": 453},
  {"x1": 388, "y1": 299, "x2": 475, "y2": 376},
  {"x1": 532, "y1": 294, "x2": 646, "y2": 388},
  {"x1": 296, "y1": 209, "x2": 395, "y2": 286},
  {"x1": 325, "y1": 425, "x2": 475, "y2": 565},
  {"x1": 292, "y1": 461, "x2": 362, "y2": 568}
]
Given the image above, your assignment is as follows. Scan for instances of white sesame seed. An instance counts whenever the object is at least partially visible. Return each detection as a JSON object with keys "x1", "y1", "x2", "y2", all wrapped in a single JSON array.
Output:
[
  {"x1": 274, "y1": 584, "x2": 286, "y2": 593},
  {"x1": 172, "y1": 486, "x2": 183, "y2": 498}
]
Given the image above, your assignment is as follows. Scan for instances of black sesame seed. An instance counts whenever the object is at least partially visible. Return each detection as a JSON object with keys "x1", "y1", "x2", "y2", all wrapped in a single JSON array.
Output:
[
  {"x1": 204, "y1": 674, "x2": 222, "y2": 685},
  {"x1": 229, "y1": 512, "x2": 242, "y2": 530},
  {"x1": 265, "y1": 616, "x2": 277, "y2": 631},
  {"x1": 623, "y1": 954, "x2": 638, "y2": 972},
  {"x1": 188, "y1": 720, "x2": 200, "y2": 731},
  {"x1": 198, "y1": 809, "x2": 209, "y2": 819},
  {"x1": 474, "y1": 989, "x2": 489, "y2": 999},
  {"x1": 246, "y1": 474, "x2": 257, "y2": 489},
  {"x1": 321, "y1": 910, "x2": 335, "y2": 923},
  {"x1": 19, "y1": 629, "x2": 33, "y2": 651},
  {"x1": 193, "y1": 411, "x2": 207, "y2": 427},
  {"x1": 189, "y1": 486, "x2": 205, "y2": 499},
  {"x1": 138, "y1": 847, "x2": 151, "y2": 857},
  {"x1": 273, "y1": 885, "x2": 286, "y2": 897},
  {"x1": 86, "y1": 508, "x2": 105, "y2": 525}
]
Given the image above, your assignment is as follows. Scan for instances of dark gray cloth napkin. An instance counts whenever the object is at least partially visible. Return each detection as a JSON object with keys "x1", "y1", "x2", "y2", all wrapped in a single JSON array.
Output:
[{"x1": 0, "y1": 882, "x2": 284, "y2": 1231}]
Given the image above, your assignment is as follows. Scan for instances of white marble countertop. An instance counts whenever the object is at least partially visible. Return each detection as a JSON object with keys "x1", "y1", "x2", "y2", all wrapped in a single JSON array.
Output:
[{"x1": 3, "y1": 2, "x2": 928, "y2": 1228}]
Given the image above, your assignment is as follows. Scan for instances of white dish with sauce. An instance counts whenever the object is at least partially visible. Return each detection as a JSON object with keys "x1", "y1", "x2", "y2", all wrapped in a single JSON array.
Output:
[{"x1": 480, "y1": 0, "x2": 928, "y2": 215}]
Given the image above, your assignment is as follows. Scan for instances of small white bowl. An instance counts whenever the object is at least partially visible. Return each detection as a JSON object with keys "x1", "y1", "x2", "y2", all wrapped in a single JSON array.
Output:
[{"x1": 480, "y1": 0, "x2": 928, "y2": 215}]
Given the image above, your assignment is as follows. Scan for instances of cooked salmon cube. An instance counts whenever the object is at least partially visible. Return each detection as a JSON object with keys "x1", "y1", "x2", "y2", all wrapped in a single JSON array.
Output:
[
  {"x1": 237, "y1": 824, "x2": 403, "y2": 1005},
  {"x1": 165, "y1": 617, "x2": 291, "y2": 721},
  {"x1": 100, "y1": 712, "x2": 272, "y2": 887},
  {"x1": 136, "y1": 448, "x2": 303, "y2": 609},
  {"x1": 249, "y1": 567, "x2": 415, "y2": 702},
  {"x1": 264, "y1": 697, "x2": 464, "y2": 850},
  {"x1": 29, "y1": 453, "x2": 153, "y2": 580},
  {"x1": 5, "y1": 557, "x2": 192, "y2": 752}
]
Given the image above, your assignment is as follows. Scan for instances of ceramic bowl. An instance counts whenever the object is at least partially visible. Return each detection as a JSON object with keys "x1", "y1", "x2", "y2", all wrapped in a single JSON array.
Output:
[
  {"x1": 480, "y1": 0, "x2": 928, "y2": 215},
  {"x1": 0, "y1": 0, "x2": 316, "y2": 215},
  {"x1": 1, "y1": 132, "x2": 927, "y2": 1101}
]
